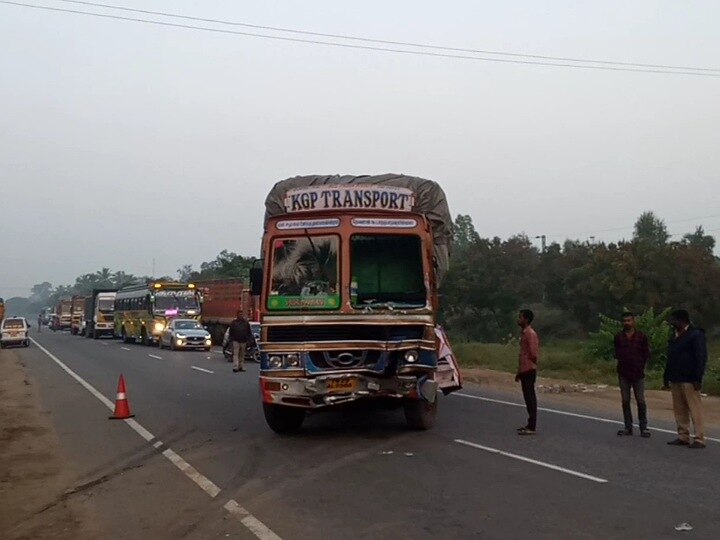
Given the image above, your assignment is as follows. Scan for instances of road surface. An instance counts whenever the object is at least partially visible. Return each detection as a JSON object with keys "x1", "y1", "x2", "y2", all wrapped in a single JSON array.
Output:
[{"x1": 6, "y1": 331, "x2": 720, "y2": 539}]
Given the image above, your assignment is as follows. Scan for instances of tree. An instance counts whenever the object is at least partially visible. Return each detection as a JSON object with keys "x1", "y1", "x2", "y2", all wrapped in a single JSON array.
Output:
[
  {"x1": 633, "y1": 211, "x2": 670, "y2": 246},
  {"x1": 453, "y1": 214, "x2": 480, "y2": 251},
  {"x1": 682, "y1": 226, "x2": 715, "y2": 254}
]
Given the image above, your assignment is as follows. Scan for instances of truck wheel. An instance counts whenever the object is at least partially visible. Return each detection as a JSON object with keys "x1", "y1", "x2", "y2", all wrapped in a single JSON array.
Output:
[
  {"x1": 404, "y1": 398, "x2": 437, "y2": 430},
  {"x1": 263, "y1": 403, "x2": 305, "y2": 434}
]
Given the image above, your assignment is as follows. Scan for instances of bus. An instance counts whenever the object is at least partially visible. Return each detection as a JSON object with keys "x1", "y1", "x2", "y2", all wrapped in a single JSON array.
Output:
[{"x1": 114, "y1": 281, "x2": 202, "y2": 345}]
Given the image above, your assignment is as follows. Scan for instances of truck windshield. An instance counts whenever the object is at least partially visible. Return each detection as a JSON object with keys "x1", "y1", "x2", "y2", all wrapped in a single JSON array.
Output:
[
  {"x1": 269, "y1": 236, "x2": 339, "y2": 310},
  {"x1": 351, "y1": 235, "x2": 426, "y2": 308},
  {"x1": 98, "y1": 299, "x2": 115, "y2": 313},
  {"x1": 154, "y1": 293, "x2": 200, "y2": 311}
]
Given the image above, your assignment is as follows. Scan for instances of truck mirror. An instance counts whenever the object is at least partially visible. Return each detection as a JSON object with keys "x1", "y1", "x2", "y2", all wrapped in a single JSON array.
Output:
[{"x1": 249, "y1": 268, "x2": 263, "y2": 296}]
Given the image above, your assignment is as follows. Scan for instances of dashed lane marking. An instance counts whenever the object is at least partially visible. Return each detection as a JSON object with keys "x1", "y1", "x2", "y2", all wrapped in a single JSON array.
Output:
[
  {"x1": 224, "y1": 500, "x2": 282, "y2": 540},
  {"x1": 453, "y1": 392, "x2": 720, "y2": 443},
  {"x1": 455, "y1": 439, "x2": 608, "y2": 484},
  {"x1": 148, "y1": 354, "x2": 162, "y2": 360},
  {"x1": 120, "y1": 346, "x2": 131, "y2": 351},
  {"x1": 28, "y1": 338, "x2": 282, "y2": 540},
  {"x1": 191, "y1": 366, "x2": 214, "y2": 374}
]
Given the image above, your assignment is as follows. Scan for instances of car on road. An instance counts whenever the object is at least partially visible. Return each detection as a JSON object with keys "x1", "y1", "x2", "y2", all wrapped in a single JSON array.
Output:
[
  {"x1": 158, "y1": 319, "x2": 212, "y2": 351},
  {"x1": 1, "y1": 317, "x2": 30, "y2": 348}
]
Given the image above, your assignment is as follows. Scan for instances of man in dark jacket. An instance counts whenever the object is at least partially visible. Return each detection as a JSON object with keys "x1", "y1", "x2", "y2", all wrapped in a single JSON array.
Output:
[
  {"x1": 614, "y1": 312, "x2": 651, "y2": 437},
  {"x1": 228, "y1": 311, "x2": 252, "y2": 373},
  {"x1": 664, "y1": 309, "x2": 707, "y2": 449}
]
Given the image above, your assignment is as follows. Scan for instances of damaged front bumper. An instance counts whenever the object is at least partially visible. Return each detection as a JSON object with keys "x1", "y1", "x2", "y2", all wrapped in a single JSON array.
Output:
[{"x1": 260, "y1": 373, "x2": 438, "y2": 408}]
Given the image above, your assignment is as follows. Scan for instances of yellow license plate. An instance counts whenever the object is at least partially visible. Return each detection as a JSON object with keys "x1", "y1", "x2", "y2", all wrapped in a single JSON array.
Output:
[{"x1": 326, "y1": 378, "x2": 357, "y2": 393}]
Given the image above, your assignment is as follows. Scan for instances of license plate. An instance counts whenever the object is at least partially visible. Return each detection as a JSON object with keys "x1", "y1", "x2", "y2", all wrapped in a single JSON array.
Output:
[{"x1": 326, "y1": 378, "x2": 357, "y2": 393}]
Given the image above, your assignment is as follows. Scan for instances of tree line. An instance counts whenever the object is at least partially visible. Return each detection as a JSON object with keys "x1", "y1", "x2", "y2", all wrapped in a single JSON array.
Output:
[
  {"x1": 11, "y1": 212, "x2": 719, "y2": 345},
  {"x1": 441, "y1": 212, "x2": 720, "y2": 342}
]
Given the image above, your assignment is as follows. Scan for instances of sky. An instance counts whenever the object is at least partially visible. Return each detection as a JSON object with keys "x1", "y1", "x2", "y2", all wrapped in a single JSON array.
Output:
[{"x1": 1, "y1": 0, "x2": 719, "y2": 297}]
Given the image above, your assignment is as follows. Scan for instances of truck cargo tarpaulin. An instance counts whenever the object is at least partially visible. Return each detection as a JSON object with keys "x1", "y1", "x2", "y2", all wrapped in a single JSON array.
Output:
[{"x1": 264, "y1": 174, "x2": 453, "y2": 282}]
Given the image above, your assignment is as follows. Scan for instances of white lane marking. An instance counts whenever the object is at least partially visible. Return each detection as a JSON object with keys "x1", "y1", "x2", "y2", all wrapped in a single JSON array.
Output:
[
  {"x1": 454, "y1": 392, "x2": 720, "y2": 443},
  {"x1": 455, "y1": 439, "x2": 608, "y2": 484},
  {"x1": 148, "y1": 354, "x2": 163, "y2": 360},
  {"x1": 101, "y1": 342, "x2": 108, "y2": 346},
  {"x1": 191, "y1": 366, "x2": 214, "y2": 374},
  {"x1": 121, "y1": 347, "x2": 131, "y2": 351},
  {"x1": 162, "y1": 448, "x2": 221, "y2": 498},
  {"x1": 153, "y1": 440, "x2": 163, "y2": 449},
  {"x1": 28, "y1": 338, "x2": 222, "y2": 498},
  {"x1": 211, "y1": 350, "x2": 223, "y2": 355},
  {"x1": 225, "y1": 500, "x2": 282, "y2": 540},
  {"x1": 30, "y1": 338, "x2": 114, "y2": 409}
]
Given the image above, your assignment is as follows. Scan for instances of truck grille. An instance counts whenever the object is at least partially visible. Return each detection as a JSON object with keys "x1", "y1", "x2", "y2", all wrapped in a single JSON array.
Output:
[
  {"x1": 309, "y1": 350, "x2": 382, "y2": 369},
  {"x1": 266, "y1": 324, "x2": 425, "y2": 343}
]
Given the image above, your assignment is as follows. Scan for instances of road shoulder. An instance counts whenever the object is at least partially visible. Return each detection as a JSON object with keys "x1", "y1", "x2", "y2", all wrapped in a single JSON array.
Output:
[{"x1": 0, "y1": 348, "x2": 99, "y2": 539}]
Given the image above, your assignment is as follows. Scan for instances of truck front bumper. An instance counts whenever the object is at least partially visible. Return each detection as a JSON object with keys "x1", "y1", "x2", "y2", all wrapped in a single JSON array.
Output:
[{"x1": 260, "y1": 373, "x2": 438, "y2": 409}]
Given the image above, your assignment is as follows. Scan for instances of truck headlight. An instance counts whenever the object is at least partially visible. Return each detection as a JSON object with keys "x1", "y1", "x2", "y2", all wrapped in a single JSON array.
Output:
[
  {"x1": 205, "y1": 338, "x2": 212, "y2": 345},
  {"x1": 154, "y1": 322, "x2": 165, "y2": 333},
  {"x1": 269, "y1": 355, "x2": 283, "y2": 369},
  {"x1": 285, "y1": 353, "x2": 300, "y2": 367},
  {"x1": 404, "y1": 350, "x2": 419, "y2": 363}
]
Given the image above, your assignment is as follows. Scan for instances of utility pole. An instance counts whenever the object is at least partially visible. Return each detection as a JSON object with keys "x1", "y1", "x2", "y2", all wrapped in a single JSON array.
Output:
[{"x1": 535, "y1": 235, "x2": 547, "y2": 303}]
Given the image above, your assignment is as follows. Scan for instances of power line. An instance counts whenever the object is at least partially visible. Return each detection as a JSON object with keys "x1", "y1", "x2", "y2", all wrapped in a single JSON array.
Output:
[
  {"x1": 543, "y1": 213, "x2": 720, "y2": 240},
  {"x1": 2, "y1": 1, "x2": 720, "y2": 77},
  {"x1": 55, "y1": 0, "x2": 720, "y2": 74}
]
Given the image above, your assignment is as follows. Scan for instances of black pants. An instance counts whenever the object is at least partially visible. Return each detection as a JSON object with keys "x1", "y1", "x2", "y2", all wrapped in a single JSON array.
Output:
[
  {"x1": 519, "y1": 371, "x2": 537, "y2": 430},
  {"x1": 619, "y1": 376, "x2": 647, "y2": 431}
]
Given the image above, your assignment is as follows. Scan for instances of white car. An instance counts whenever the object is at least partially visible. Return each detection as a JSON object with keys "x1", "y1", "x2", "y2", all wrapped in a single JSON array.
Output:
[
  {"x1": 1, "y1": 317, "x2": 30, "y2": 348},
  {"x1": 159, "y1": 319, "x2": 212, "y2": 351}
]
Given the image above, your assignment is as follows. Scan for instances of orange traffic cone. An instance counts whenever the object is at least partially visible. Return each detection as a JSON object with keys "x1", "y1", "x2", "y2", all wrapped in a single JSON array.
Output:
[{"x1": 109, "y1": 374, "x2": 135, "y2": 419}]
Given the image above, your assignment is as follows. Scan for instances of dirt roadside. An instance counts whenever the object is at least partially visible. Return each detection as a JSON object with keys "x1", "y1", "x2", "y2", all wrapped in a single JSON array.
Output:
[
  {"x1": 462, "y1": 367, "x2": 720, "y2": 431},
  {"x1": 0, "y1": 349, "x2": 100, "y2": 539}
]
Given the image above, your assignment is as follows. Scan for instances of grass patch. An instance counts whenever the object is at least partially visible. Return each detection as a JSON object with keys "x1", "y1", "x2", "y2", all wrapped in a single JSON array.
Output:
[{"x1": 454, "y1": 339, "x2": 720, "y2": 396}]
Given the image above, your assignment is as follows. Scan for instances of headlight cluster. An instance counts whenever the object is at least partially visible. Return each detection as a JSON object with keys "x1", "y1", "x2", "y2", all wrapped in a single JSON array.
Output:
[
  {"x1": 268, "y1": 353, "x2": 302, "y2": 369},
  {"x1": 154, "y1": 322, "x2": 165, "y2": 333}
]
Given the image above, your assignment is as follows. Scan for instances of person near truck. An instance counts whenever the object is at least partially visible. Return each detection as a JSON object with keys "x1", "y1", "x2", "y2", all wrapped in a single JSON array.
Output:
[
  {"x1": 664, "y1": 309, "x2": 707, "y2": 449},
  {"x1": 38, "y1": 313, "x2": 42, "y2": 333},
  {"x1": 515, "y1": 309, "x2": 539, "y2": 435},
  {"x1": 614, "y1": 312, "x2": 651, "y2": 437},
  {"x1": 229, "y1": 311, "x2": 252, "y2": 373}
]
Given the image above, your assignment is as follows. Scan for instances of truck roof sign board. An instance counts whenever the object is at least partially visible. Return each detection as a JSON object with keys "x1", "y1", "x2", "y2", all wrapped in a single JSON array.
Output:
[{"x1": 284, "y1": 185, "x2": 415, "y2": 213}]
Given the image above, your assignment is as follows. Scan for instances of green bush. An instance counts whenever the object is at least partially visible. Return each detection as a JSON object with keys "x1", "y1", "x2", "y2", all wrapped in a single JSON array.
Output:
[{"x1": 585, "y1": 307, "x2": 672, "y2": 370}]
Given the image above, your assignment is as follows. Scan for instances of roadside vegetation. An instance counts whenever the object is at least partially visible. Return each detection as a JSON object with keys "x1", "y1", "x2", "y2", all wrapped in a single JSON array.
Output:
[{"x1": 454, "y1": 339, "x2": 720, "y2": 396}]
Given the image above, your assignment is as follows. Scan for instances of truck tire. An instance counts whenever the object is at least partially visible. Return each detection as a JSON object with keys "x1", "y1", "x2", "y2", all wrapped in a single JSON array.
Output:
[
  {"x1": 263, "y1": 403, "x2": 305, "y2": 434},
  {"x1": 404, "y1": 398, "x2": 437, "y2": 430}
]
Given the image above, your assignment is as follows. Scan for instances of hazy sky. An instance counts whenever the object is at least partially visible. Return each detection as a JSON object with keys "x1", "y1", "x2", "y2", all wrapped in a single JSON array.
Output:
[{"x1": 1, "y1": 0, "x2": 719, "y2": 297}]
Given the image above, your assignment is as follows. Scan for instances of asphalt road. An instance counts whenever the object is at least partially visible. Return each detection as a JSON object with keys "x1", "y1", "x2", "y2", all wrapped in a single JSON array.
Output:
[{"x1": 11, "y1": 330, "x2": 720, "y2": 539}]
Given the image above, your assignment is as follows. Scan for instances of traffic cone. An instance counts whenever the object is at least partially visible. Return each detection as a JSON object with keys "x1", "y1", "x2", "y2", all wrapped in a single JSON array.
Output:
[{"x1": 109, "y1": 374, "x2": 135, "y2": 419}]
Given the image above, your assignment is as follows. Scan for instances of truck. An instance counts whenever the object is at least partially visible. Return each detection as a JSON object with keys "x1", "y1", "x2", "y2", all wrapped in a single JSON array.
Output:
[
  {"x1": 54, "y1": 298, "x2": 72, "y2": 331},
  {"x1": 70, "y1": 295, "x2": 86, "y2": 335},
  {"x1": 252, "y1": 174, "x2": 462, "y2": 433},
  {"x1": 83, "y1": 289, "x2": 118, "y2": 339},
  {"x1": 114, "y1": 281, "x2": 203, "y2": 345},
  {"x1": 195, "y1": 278, "x2": 255, "y2": 344}
]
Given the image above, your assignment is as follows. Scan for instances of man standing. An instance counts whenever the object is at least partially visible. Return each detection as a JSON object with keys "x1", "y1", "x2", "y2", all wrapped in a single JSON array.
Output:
[
  {"x1": 614, "y1": 312, "x2": 651, "y2": 437},
  {"x1": 37, "y1": 313, "x2": 42, "y2": 333},
  {"x1": 228, "y1": 311, "x2": 252, "y2": 373},
  {"x1": 664, "y1": 309, "x2": 707, "y2": 449},
  {"x1": 516, "y1": 309, "x2": 539, "y2": 435}
]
